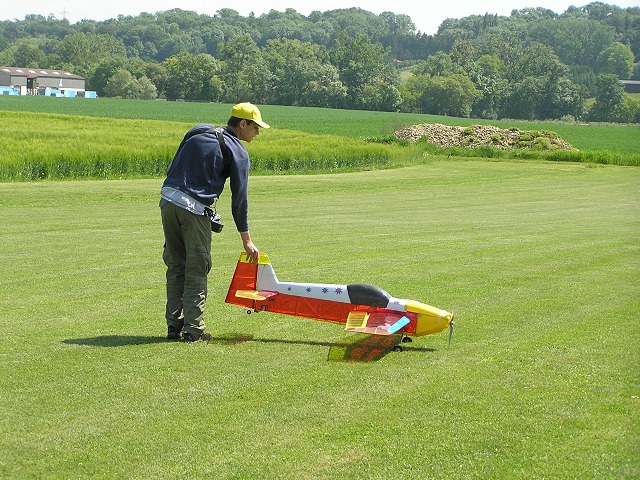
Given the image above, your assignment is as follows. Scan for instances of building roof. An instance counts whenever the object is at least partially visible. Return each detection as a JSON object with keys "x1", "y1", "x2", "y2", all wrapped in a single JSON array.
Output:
[{"x1": 1, "y1": 66, "x2": 84, "y2": 80}]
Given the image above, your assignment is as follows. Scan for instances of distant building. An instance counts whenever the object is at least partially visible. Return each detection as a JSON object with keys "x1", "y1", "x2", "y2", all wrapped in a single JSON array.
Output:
[
  {"x1": 0, "y1": 66, "x2": 97, "y2": 98},
  {"x1": 620, "y1": 80, "x2": 640, "y2": 94}
]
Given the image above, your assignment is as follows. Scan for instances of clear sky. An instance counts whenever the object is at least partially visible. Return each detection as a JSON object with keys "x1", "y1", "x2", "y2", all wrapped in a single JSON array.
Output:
[{"x1": 2, "y1": 1, "x2": 638, "y2": 35}]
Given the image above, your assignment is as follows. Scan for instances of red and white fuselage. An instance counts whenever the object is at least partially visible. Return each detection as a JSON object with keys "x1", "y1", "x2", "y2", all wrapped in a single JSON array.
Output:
[{"x1": 226, "y1": 253, "x2": 453, "y2": 337}]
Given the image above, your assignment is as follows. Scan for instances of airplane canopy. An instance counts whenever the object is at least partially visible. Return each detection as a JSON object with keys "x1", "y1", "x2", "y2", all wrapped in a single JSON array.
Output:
[{"x1": 346, "y1": 284, "x2": 391, "y2": 307}]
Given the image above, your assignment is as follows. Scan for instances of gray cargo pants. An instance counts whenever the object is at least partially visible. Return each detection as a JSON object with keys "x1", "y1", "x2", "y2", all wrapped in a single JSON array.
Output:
[{"x1": 160, "y1": 199, "x2": 212, "y2": 339}]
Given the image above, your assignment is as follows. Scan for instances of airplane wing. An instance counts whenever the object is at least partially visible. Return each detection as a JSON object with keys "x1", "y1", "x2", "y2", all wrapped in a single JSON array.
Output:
[
  {"x1": 235, "y1": 290, "x2": 278, "y2": 301},
  {"x1": 344, "y1": 311, "x2": 411, "y2": 336}
]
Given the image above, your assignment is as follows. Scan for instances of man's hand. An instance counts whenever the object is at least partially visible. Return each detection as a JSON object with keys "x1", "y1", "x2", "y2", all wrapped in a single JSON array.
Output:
[{"x1": 240, "y1": 231, "x2": 259, "y2": 263}]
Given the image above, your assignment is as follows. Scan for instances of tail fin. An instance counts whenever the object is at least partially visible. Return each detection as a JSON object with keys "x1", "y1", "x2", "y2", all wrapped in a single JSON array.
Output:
[{"x1": 225, "y1": 252, "x2": 273, "y2": 308}]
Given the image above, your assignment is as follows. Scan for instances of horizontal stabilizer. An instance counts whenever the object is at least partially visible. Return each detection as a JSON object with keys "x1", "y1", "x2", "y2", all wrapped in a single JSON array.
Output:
[
  {"x1": 235, "y1": 290, "x2": 278, "y2": 301},
  {"x1": 344, "y1": 311, "x2": 411, "y2": 336}
]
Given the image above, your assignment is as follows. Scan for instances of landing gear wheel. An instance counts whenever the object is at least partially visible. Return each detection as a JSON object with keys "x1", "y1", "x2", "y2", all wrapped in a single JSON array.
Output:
[
  {"x1": 401, "y1": 336, "x2": 413, "y2": 343},
  {"x1": 392, "y1": 345, "x2": 404, "y2": 352}
]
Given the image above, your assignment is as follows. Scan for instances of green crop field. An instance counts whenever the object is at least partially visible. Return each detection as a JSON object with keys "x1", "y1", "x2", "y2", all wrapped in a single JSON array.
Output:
[
  {"x1": 0, "y1": 109, "x2": 418, "y2": 180},
  {"x1": 0, "y1": 160, "x2": 638, "y2": 479},
  {"x1": 1, "y1": 96, "x2": 638, "y2": 148},
  {"x1": 0, "y1": 97, "x2": 639, "y2": 182}
]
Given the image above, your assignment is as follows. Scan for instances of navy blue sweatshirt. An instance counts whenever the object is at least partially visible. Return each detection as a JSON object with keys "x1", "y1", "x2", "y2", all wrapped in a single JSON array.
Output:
[{"x1": 162, "y1": 124, "x2": 251, "y2": 232}]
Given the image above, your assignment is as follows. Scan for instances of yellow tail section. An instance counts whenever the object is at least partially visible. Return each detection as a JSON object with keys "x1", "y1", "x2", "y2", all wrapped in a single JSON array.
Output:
[{"x1": 238, "y1": 252, "x2": 271, "y2": 264}]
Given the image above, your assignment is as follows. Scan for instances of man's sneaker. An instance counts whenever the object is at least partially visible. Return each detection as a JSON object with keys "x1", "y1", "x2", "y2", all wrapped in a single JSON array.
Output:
[
  {"x1": 183, "y1": 332, "x2": 213, "y2": 343},
  {"x1": 167, "y1": 327, "x2": 182, "y2": 341}
]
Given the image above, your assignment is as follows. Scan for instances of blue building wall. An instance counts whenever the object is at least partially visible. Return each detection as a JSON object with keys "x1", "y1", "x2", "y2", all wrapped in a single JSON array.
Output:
[{"x1": 0, "y1": 86, "x2": 18, "y2": 95}]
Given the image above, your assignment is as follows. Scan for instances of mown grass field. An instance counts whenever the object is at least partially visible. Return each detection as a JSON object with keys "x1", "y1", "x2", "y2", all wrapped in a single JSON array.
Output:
[
  {"x1": 1, "y1": 160, "x2": 638, "y2": 479},
  {"x1": 0, "y1": 97, "x2": 638, "y2": 478}
]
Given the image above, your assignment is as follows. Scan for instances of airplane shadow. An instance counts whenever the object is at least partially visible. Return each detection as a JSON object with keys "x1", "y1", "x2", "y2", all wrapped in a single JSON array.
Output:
[
  {"x1": 208, "y1": 334, "x2": 437, "y2": 362},
  {"x1": 63, "y1": 334, "x2": 437, "y2": 362}
]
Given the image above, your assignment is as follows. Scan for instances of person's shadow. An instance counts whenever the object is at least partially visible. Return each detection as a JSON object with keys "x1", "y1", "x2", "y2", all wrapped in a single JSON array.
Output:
[{"x1": 63, "y1": 335, "x2": 166, "y2": 347}]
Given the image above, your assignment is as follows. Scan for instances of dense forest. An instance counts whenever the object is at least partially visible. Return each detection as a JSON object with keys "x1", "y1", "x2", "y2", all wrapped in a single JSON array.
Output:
[{"x1": 1, "y1": 2, "x2": 639, "y2": 122}]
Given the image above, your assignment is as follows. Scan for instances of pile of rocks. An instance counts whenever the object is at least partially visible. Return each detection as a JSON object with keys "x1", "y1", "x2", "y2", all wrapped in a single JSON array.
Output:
[{"x1": 394, "y1": 123, "x2": 575, "y2": 151}]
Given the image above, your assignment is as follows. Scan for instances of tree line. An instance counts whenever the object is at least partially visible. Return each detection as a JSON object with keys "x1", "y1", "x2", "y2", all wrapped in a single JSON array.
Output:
[{"x1": 1, "y1": 2, "x2": 639, "y2": 123}]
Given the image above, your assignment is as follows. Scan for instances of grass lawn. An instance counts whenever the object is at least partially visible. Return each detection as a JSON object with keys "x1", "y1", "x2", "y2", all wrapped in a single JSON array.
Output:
[{"x1": 0, "y1": 159, "x2": 638, "y2": 479}]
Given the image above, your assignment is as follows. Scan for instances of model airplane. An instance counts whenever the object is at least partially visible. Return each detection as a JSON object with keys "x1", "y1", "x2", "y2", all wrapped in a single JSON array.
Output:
[{"x1": 225, "y1": 253, "x2": 454, "y2": 350}]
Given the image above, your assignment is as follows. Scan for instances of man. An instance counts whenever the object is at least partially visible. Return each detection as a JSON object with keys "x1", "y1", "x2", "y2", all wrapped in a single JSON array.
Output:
[{"x1": 160, "y1": 102, "x2": 269, "y2": 342}]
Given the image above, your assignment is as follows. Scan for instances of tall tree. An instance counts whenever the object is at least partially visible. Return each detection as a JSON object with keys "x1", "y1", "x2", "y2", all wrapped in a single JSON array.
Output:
[
  {"x1": 501, "y1": 77, "x2": 543, "y2": 120},
  {"x1": 0, "y1": 38, "x2": 47, "y2": 67},
  {"x1": 412, "y1": 51, "x2": 464, "y2": 77},
  {"x1": 89, "y1": 57, "x2": 129, "y2": 95},
  {"x1": 399, "y1": 73, "x2": 431, "y2": 113},
  {"x1": 261, "y1": 39, "x2": 345, "y2": 107},
  {"x1": 467, "y1": 54, "x2": 507, "y2": 119},
  {"x1": 596, "y1": 42, "x2": 635, "y2": 79},
  {"x1": 104, "y1": 69, "x2": 157, "y2": 99},
  {"x1": 528, "y1": 17, "x2": 615, "y2": 69},
  {"x1": 588, "y1": 73, "x2": 626, "y2": 121},
  {"x1": 330, "y1": 32, "x2": 399, "y2": 110},
  {"x1": 162, "y1": 52, "x2": 222, "y2": 101},
  {"x1": 415, "y1": 74, "x2": 481, "y2": 117},
  {"x1": 58, "y1": 32, "x2": 126, "y2": 72},
  {"x1": 217, "y1": 34, "x2": 272, "y2": 103}
]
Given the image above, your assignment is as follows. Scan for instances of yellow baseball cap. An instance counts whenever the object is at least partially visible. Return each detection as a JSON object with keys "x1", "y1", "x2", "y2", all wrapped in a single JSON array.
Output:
[{"x1": 231, "y1": 102, "x2": 270, "y2": 129}]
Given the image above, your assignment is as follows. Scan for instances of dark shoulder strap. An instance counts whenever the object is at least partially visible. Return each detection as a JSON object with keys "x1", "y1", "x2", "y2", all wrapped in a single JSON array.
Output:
[{"x1": 207, "y1": 127, "x2": 231, "y2": 166}]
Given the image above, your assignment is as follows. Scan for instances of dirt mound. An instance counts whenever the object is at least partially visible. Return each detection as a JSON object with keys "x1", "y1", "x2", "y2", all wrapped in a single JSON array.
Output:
[{"x1": 394, "y1": 123, "x2": 575, "y2": 151}]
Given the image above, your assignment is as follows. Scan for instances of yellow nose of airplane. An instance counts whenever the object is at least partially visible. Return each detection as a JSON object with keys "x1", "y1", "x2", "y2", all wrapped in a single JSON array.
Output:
[{"x1": 405, "y1": 300, "x2": 453, "y2": 336}]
